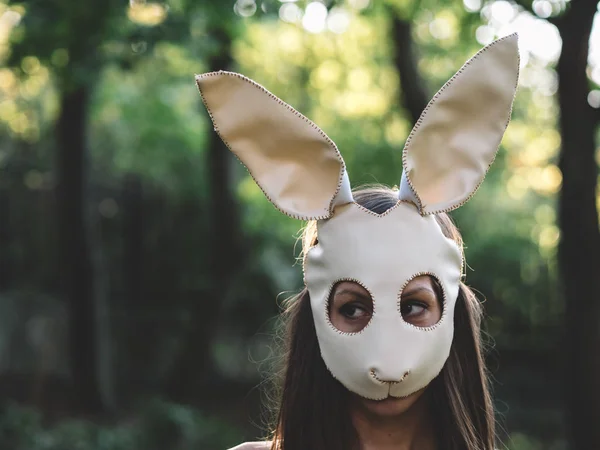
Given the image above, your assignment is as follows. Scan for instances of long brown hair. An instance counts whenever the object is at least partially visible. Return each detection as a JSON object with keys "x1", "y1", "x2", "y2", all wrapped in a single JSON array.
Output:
[{"x1": 266, "y1": 186, "x2": 496, "y2": 450}]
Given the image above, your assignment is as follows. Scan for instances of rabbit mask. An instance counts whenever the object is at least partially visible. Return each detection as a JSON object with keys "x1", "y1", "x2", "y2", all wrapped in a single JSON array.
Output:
[{"x1": 196, "y1": 34, "x2": 519, "y2": 400}]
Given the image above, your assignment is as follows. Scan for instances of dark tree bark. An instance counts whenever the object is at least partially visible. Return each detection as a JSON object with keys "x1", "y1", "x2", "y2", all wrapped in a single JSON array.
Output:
[
  {"x1": 206, "y1": 28, "x2": 240, "y2": 306},
  {"x1": 118, "y1": 173, "x2": 145, "y2": 401},
  {"x1": 0, "y1": 184, "x2": 9, "y2": 290},
  {"x1": 56, "y1": 86, "x2": 104, "y2": 414},
  {"x1": 165, "y1": 27, "x2": 240, "y2": 402},
  {"x1": 555, "y1": 1, "x2": 600, "y2": 447},
  {"x1": 390, "y1": 15, "x2": 429, "y2": 125},
  {"x1": 123, "y1": 174, "x2": 144, "y2": 308}
]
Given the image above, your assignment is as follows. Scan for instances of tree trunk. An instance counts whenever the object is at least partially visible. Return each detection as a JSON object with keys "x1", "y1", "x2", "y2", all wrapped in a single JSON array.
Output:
[
  {"x1": 0, "y1": 183, "x2": 9, "y2": 290},
  {"x1": 165, "y1": 27, "x2": 239, "y2": 402},
  {"x1": 390, "y1": 15, "x2": 429, "y2": 124},
  {"x1": 556, "y1": 1, "x2": 600, "y2": 447},
  {"x1": 123, "y1": 174, "x2": 144, "y2": 309},
  {"x1": 56, "y1": 85, "x2": 104, "y2": 414},
  {"x1": 120, "y1": 173, "x2": 150, "y2": 401}
]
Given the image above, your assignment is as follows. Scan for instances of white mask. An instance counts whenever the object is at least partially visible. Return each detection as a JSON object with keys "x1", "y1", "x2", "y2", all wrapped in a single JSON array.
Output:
[{"x1": 196, "y1": 34, "x2": 519, "y2": 400}]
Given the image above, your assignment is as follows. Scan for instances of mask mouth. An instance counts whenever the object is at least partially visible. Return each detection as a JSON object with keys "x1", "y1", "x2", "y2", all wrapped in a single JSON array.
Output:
[{"x1": 369, "y1": 369, "x2": 411, "y2": 385}]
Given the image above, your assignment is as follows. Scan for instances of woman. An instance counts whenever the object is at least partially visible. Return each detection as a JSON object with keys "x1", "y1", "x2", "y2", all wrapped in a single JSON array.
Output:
[
  {"x1": 233, "y1": 187, "x2": 494, "y2": 450},
  {"x1": 196, "y1": 34, "x2": 519, "y2": 450}
]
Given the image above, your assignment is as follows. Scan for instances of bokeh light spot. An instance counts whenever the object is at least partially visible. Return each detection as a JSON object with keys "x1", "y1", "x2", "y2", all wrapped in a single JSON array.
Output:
[
  {"x1": 24, "y1": 170, "x2": 43, "y2": 190},
  {"x1": 347, "y1": 0, "x2": 370, "y2": 11},
  {"x1": 279, "y1": 3, "x2": 302, "y2": 23},
  {"x1": 51, "y1": 49, "x2": 69, "y2": 68},
  {"x1": 327, "y1": 7, "x2": 350, "y2": 34},
  {"x1": 21, "y1": 56, "x2": 40, "y2": 75},
  {"x1": 463, "y1": 0, "x2": 482, "y2": 13},
  {"x1": 490, "y1": 0, "x2": 516, "y2": 24},
  {"x1": 532, "y1": 0, "x2": 553, "y2": 19},
  {"x1": 475, "y1": 25, "x2": 495, "y2": 45},
  {"x1": 538, "y1": 224, "x2": 560, "y2": 249},
  {"x1": 234, "y1": 0, "x2": 258, "y2": 18},
  {"x1": 588, "y1": 90, "x2": 600, "y2": 108},
  {"x1": 99, "y1": 198, "x2": 119, "y2": 218},
  {"x1": 303, "y1": 2, "x2": 327, "y2": 34},
  {"x1": 127, "y1": 2, "x2": 168, "y2": 26}
]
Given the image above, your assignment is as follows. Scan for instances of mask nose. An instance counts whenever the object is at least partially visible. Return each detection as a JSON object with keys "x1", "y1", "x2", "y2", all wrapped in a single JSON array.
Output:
[{"x1": 369, "y1": 368, "x2": 410, "y2": 384}]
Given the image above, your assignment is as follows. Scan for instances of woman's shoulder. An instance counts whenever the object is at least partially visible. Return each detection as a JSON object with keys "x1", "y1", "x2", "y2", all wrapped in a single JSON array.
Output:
[{"x1": 228, "y1": 441, "x2": 272, "y2": 450}]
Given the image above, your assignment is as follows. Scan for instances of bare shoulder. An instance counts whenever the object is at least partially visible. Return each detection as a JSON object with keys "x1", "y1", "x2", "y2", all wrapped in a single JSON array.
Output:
[{"x1": 228, "y1": 442, "x2": 272, "y2": 450}]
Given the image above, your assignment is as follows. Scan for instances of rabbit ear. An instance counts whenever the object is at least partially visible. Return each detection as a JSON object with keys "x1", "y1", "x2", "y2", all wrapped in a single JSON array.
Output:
[
  {"x1": 398, "y1": 34, "x2": 520, "y2": 215},
  {"x1": 196, "y1": 71, "x2": 353, "y2": 220}
]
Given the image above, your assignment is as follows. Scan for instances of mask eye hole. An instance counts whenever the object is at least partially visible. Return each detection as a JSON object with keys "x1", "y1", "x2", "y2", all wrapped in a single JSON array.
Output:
[
  {"x1": 399, "y1": 275, "x2": 444, "y2": 328},
  {"x1": 328, "y1": 280, "x2": 373, "y2": 334}
]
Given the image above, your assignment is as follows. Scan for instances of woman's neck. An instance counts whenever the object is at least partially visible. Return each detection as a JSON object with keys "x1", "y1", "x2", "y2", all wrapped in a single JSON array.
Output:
[{"x1": 350, "y1": 393, "x2": 437, "y2": 450}]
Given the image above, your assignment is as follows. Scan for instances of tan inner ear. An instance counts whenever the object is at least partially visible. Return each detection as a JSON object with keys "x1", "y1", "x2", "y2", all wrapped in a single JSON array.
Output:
[
  {"x1": 197, "y1": 72, "x2": 346, "y2": 220},
  {"x1": 402, "y1": 34, "x2": 519, "y2": 215}
]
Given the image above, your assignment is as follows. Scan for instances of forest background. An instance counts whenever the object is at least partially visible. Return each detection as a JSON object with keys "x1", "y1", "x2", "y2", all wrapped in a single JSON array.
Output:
[{"x1": 0, "y1": 0, "x2": 599, "y2": 449}]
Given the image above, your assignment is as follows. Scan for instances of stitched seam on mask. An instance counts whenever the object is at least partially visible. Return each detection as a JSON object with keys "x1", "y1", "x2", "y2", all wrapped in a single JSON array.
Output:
[
  {"x1": 401, "y1": 34, "x2": 519, "y2": 216},
  {"x1": 328, "y1": 326, "x2": 452, "y2": 402},
  {"x1": 302, "y1": 243, "x2": 315, "y2": 286},
  {"x1": 302, "y1": 220, "x2": 464, "y2": 299},
  {"x1": 301, "y1": 226, "x2": 325, "y2": 284},
  {"x1": 196, "y1": 71, "x2": 347, "y2": 220},
  {"x1": 301, "y1": 201, "x2": 413, "y2": 278},
  {"x1": 320, "y1": 359, "x2": 389, "y2": 401},
  {"x1": 352, "y1": 199, "x2": 416, "y2": 218},
  {"x1": 397, "y1": 272, "x2": 448, "y2": 332},
  {"x1": 370, "y1": 369, "x2": 410, "y2": 385},
  {"x1": 363, "y1": 366, "x2": 446, "y2": 401},
  {"x1": 389, "y1": 365, "x2": 447, "y2": 400},
  {"x1": 444, "y1": 235, "x2": 466, "y2": 281},
  {"x1": 387, "y1": 392, "x2": 414, "y2": 400},
  {"x1": 324, "y1": 278, "x2": 375, "y2": 336},
  {"x1": 325, "y1": 367, "x2": 439, "y2": 402}
]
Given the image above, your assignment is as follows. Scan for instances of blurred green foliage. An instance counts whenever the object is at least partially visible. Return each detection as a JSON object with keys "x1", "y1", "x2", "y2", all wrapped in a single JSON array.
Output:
[
  {"x1": 0, "y1": 0, "x2": 581, "y2": 448},
  {"x1": 0, "y1": 400, "x2": 242, "y2": 450}
]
